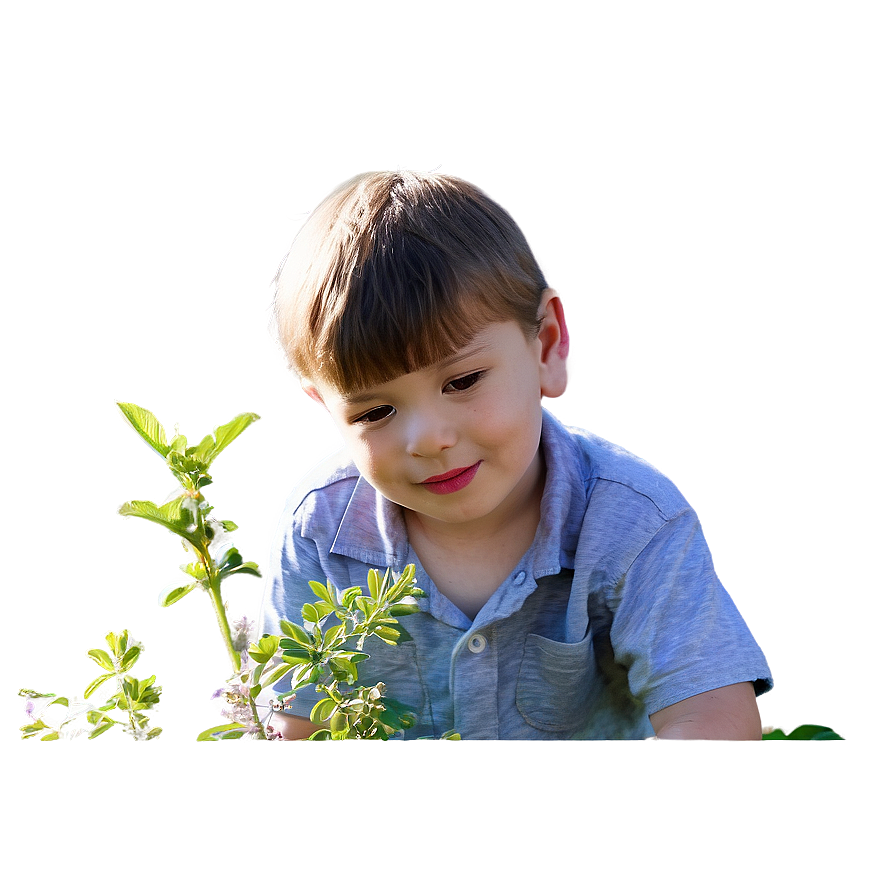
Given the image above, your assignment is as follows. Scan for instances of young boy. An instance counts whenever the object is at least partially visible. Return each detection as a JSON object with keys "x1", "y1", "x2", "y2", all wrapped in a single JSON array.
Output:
[{"x1": 261, "y1": 170, "x2": 772, "y2": 740}]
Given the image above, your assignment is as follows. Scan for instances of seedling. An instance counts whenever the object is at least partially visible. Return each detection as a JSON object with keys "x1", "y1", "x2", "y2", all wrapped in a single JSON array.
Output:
[{"x1": 19, "y1": 630, "x2": 161, "y2": 741}]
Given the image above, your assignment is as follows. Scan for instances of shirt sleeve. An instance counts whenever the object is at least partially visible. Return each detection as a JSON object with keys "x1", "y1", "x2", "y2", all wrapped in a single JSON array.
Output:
[{"x1": 607, "y1": 508, "x2": 773, "y2": 717}]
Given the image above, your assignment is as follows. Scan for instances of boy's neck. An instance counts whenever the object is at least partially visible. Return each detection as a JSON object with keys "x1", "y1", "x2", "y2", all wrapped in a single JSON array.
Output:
[{"x1": 403, "y1": 448, "x2": 546, "y2": 619}]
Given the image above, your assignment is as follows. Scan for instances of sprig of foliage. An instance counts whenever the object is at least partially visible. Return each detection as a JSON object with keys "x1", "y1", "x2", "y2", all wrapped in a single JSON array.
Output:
[
  {"x1": 197, "y1": 565, "x2": 455, "y2": 740},
  {"x1": 19, "y1": 631, "x2": 161, "y2": 741},
  {"x1": 117, "y1": 402, "x2": 266, "y2": 731}
]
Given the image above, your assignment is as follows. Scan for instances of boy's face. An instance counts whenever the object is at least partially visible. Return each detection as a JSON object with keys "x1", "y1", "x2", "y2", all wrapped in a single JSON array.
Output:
[{"x1": 307, "y1": 293, "x2": 568, "y2": 537}]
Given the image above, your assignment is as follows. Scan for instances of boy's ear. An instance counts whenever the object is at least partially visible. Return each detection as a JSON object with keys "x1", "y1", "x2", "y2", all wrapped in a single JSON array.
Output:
[
  {"x1": 536, "y1": 289, "x2": 569, "y2": 399},
  {"x1": 301, "y1": 378, "x2": 326, "y2": 405}
]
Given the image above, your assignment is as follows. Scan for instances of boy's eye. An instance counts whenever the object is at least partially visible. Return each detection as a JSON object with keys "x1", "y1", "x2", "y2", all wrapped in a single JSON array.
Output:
[
  {"x1": 352, "y1": 405, "x2": 395, "y2": 425},
  {"x1": 444, "y1": 371, "x2": 484, "y2": 393}
]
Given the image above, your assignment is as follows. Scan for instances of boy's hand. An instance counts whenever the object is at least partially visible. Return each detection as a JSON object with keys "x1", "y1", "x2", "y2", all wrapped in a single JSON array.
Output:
[
  {"x1": 268, "y1": 712, "x2": 326, "y2": 740},
  {"x1": 649, "y1": 682, "x2": 762, "y2": 740}
]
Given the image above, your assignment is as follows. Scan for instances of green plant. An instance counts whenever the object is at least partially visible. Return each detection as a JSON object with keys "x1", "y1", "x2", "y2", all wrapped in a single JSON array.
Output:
[
  {"x1": 235, "y1": 565, "x2": 461, "y2": 740},
  {"x1": 116, "y1": 401, "x2": 269, "y2": 734},
  {"x1": 19, "y1": 630, "x2": 161, "y2": 741},
  {"x1": 116, "y1": 402, "x2": 450, "y2": 741}
]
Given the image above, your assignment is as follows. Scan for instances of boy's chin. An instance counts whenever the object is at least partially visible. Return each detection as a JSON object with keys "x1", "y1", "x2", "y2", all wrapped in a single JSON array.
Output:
[{"x1": 401, "y1": 494, "x2": 514, "y2": 530}]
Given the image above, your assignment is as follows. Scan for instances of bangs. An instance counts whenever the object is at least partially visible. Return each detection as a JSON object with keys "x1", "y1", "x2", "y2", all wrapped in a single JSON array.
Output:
[
  {"x1": 315, "y1": 232, "x2": 529, "y2": 394},
  {"x1": 275, "y1": 171, "x2": 547, "y2": 395}
]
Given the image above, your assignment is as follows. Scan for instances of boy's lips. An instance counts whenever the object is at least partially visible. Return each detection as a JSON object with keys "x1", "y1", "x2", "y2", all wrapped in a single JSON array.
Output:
[{"x1": 421, "y1": 462, "x2": 481, "y2": 495}]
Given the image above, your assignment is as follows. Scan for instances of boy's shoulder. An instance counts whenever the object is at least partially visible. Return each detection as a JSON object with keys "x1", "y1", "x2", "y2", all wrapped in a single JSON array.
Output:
[
  {"x1": 549, "y1": 413, "x2": 690, "y2": 523},
  {"x1": 282, "y1": 448, "x2": 361, "y2": 526}
]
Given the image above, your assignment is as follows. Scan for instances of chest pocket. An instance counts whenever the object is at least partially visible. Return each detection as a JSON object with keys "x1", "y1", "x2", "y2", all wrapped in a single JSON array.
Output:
[
  {"x1": 516, "y1": 632, "x2": 600, "y2": 733},
  {"x1": 356, "y1": 640, "x2": 432, "y2": 737}
]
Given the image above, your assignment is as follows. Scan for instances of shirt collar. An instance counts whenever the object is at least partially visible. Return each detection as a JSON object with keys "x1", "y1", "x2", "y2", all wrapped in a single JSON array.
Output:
[{"x1": 330, "y1": 407, "x2": 588, "y2": 575}]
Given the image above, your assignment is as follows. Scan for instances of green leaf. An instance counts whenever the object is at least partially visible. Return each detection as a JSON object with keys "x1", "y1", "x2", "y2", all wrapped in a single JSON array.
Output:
[
  {"x1": 181, "y1": 560, "x2": 206, "y2": 580},
  {"x1": 378, "y1": 705, "x2": 404, "y2": 732},
  {"x1": 372, "y1": 624, "x2": 402, "y2": 645},
  {"x1": 118, "y1": 402, "x2": 169, "y2": 458},
  {"x1": 219, "y1": 561, "x2": 262, "y2": 581},
  {"x1": 216, "y1": 546, "x2": 242, "y2": 569},
  {"x1": 308, "y1": 580, "x2": 331, "y2": 602},
  {"x1": 310, "y1": 697, "x2": 338, "y2": 724},
  {"x1": 327, "y1": 656, "x2": 359, "y2": 683},
  {"x1": 302, "y1": 602, "x2": 326, "y2": 625},
  {"x1": 188, "y1": 413, "x2": 260, "y2": 466},
  {"x1": 247, "y1": 634, "x2": 280, "y2": 664},
  {"x1": 196, "y1": 722, "x2": 247, "y2": 741},
  {"x1": 96, "y1": 697, "x2": 117, "y2": 712},
  {"x1": 279, "y1": 620, "x2": 311, "y2": 644},
  {"x1": 88, "y1": 721, "x2": 116, "y2": 739},
  {"x1": 160, "y1": 583, "x2": 197, "y2": 607},
  {"x1": 40, "y1": 731, "x2": 62, "y2": 741},
  {"x1": 390, "y1": 601, "x2": 420, "y2": 617},
  {"x1": 87, "y1": 648, "x2": 114, "y2": 671},
  {"x1": 170, "y1": 434, "x2": 187, "y2": 454},
  {"x1": 189, "y1": 433, "x2": 217, "y2": 464},
  {"x1": 322, "y1": 624, "x2": 347, "y2": 650},
  {"x1": 119, "y1": 497, "x2": 198, "y2": 543},
  {"x1": 20, "y1": 721, "x2": 49, "y2": 738},
  {"x1": 762, "y1": 724, "x2": 844, "y2": 741},
  {"x1": 260, "y1": 664, "x2": 294, "y2": 689},
  {"x1": 84, "y1": 673, "x2": 115, "y2": 699},
  {"x1": 120, "y1": 645, "x2": 141, "y2": 671}
]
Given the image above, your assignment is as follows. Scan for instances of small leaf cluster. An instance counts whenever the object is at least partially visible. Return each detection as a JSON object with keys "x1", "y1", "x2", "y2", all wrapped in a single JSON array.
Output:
[
  {"x1": 117, "y1": 402, "x2": 262, "y2": 613},
  {"x1": 116, "y1": 401, "x2": 260, "y2": 700},
  {"x1": 244, "y1": 565, "x2": 428, "y2": 740},
  {"x1": 19, "y1": 631, "x2": 161, "y2": 741}
]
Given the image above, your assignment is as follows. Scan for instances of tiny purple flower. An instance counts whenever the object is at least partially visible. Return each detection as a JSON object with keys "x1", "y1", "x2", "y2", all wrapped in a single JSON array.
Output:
[
  {"x1": 233, "y1": 613, "x2": 255, "y2": 635},
  {"x1": 233, "y1": 613, "x2": 255, "y2": 652}
]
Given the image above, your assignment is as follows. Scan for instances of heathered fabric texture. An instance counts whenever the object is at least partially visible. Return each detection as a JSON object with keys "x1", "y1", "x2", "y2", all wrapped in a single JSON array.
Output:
[{"x1": 260, "y1": 410, "x2": 772, "y2": 739}]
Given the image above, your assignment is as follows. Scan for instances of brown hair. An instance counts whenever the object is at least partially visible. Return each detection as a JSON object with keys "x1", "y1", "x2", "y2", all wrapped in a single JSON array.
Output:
[{"x1": 274, "y1": 170, "x2": 548, "y2": 394}]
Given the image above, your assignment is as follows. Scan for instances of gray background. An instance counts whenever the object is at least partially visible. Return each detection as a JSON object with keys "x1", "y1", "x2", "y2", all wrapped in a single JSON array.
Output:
[{"x1": 0, "y1": 0, "x2": 894, "y2": 896}]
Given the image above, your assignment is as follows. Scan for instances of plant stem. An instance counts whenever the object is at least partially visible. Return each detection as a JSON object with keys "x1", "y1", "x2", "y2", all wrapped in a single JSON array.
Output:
[
  {"x1": 204, "y1": 554, "x2": 269, "y2": 737},
  {"x1": 206, "y1": 569, "x2": 242, "y2": 675},
  {"x1": 113, "y1": 663, "x2": 141, "y2": 739}
]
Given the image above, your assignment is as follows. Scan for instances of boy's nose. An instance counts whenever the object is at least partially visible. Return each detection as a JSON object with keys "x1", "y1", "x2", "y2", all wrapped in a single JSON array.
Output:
[{"x1": 405, "y1": 410, "x2": 457, "y2": 457}]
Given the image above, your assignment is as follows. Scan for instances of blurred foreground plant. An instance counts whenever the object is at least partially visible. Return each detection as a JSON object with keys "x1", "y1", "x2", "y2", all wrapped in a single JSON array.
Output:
[
  {"x1": 19, "y1": 630, "x2": 161, "y2": 741},
  {"x1": 116, "y1": 402, "x2": 271, "y2": 734},
  {"x1": 117, "y1": 403, "x2": 451, "y2": 741},
  {"x1": 224, "y1": 564, "x2": 459, "y2": 741},
  {"x1": 117, "y1": 402, "x2": 262, "y2": 667}
]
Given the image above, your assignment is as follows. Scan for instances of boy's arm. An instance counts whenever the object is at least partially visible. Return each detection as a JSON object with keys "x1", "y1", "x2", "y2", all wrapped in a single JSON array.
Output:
[
  {"x1": 269, "y1": 712, "x2": 326, "y2": 740},
  {"x1": 649, "y1": 682, "x2": 761, "y2": 740}
]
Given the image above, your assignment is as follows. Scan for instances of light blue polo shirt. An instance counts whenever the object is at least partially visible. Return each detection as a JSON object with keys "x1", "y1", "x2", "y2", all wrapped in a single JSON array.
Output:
[{"x1": 260, "y1": 409, "x2": 772, "y2": 739}]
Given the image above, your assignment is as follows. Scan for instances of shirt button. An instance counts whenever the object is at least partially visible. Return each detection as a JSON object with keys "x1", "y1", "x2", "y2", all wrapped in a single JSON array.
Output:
[
  {"x1": 513, "y1": 571, "x2": 526, "y2": 585},
  {"x1": 468, "y1": 633, "x2": 488, "y2": 653}
]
